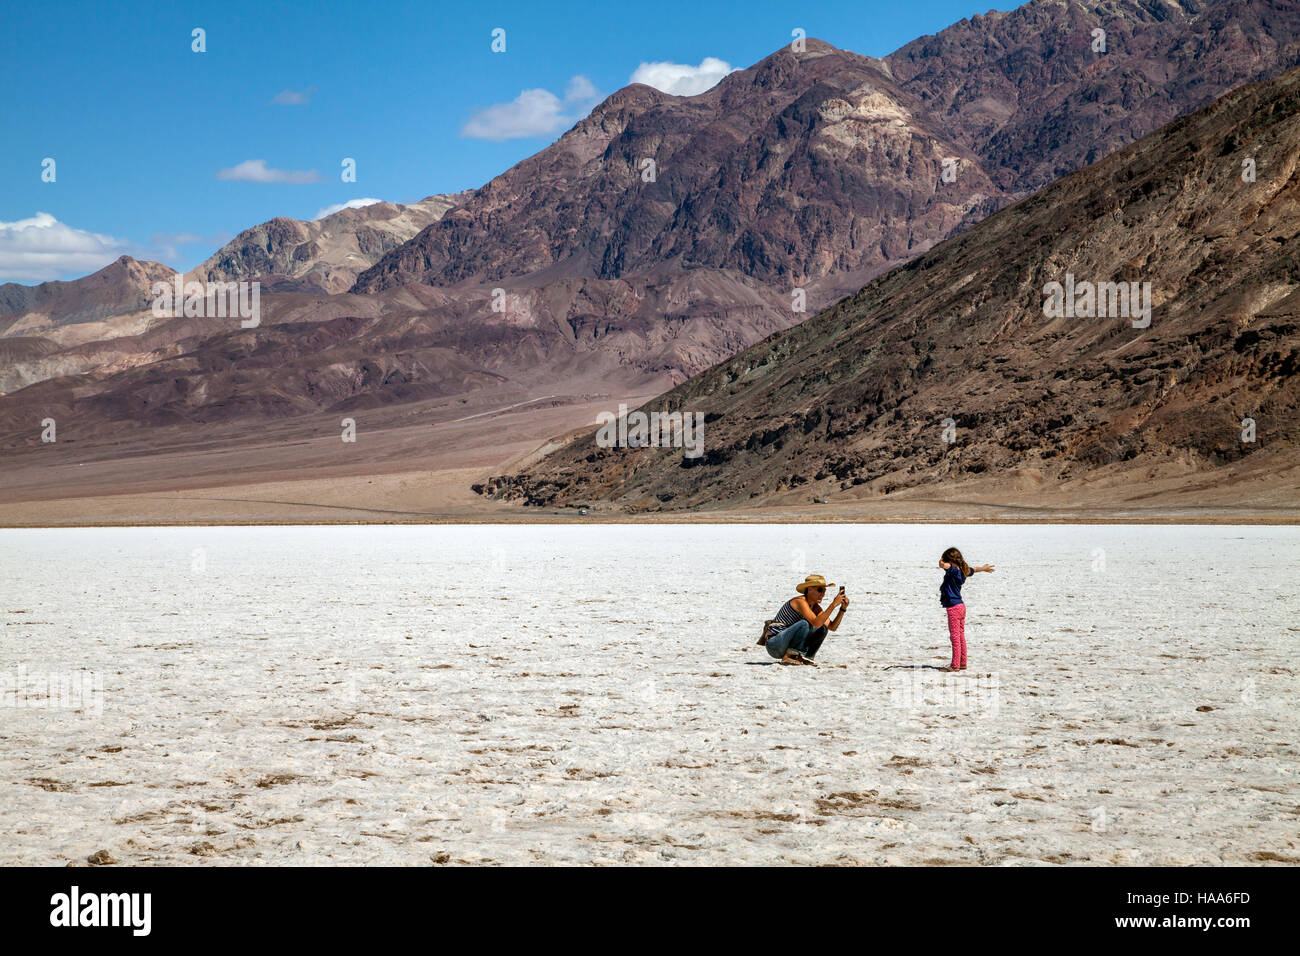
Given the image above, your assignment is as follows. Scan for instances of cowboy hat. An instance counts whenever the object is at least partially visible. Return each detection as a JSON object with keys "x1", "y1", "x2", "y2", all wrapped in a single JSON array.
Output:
[{"x1": 796, "y1": 574, "x2": 834, "y2": 594}]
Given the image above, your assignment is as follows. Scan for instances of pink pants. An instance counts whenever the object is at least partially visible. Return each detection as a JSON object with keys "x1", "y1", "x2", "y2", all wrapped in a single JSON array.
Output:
[{"x1": 946, "y1": 603, "x2": 967, "y2": 668}]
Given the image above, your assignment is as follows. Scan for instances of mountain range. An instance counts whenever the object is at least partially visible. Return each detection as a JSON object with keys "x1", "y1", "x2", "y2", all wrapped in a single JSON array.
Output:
[
  {"x1": 484, "y1": 63, "x2": 1300, "y2": 512},
  {"x1": 0, "y1": 0, "x2": 1297, "y2": 517}
]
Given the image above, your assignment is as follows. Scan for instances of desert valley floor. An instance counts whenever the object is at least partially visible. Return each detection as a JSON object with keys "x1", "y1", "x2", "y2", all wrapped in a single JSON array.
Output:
[{"x1": 2, "y1": 523, "x2": 1296, "y2": 865}]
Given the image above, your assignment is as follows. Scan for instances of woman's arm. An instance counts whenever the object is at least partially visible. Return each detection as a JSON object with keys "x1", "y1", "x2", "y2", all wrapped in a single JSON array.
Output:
[
  {"x1": 828, "y1": 596, "x2": 849, "y2": 631},
  {"x1": 971, "y1": 564, "x2": 995, "y2": 573},
  {"x1": 792, "y1": 594, "x2": 843, "y2": 629}
]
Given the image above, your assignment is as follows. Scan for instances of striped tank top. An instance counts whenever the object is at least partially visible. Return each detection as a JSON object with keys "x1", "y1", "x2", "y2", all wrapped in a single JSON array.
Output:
[{"x1": 766, "y1": 599, "x2": 803, "y2": 639}]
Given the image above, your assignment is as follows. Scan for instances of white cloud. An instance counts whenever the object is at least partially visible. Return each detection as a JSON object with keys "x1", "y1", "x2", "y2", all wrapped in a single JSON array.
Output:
[
  {"x1": 565, "y1": 75, "x2": 598, "y2": 101},
  {"x1": 630, "y1": 56, "x2": 737, "y2": 96},
  {"x1": 314, "y1": 198, "x2": 385, "y2": 220},
  {"x1": 271, "y1": 86, "x2": 316, "y2": 106},
  {"x1": 0, "y1": 212, "x2": 139, "y2": 283},
  {"x1": 215, "y1": 159, "x2": 323, "y2": 184},
  {"x1": 461, "y1": 75, "x2": 603, "y2": 141}
]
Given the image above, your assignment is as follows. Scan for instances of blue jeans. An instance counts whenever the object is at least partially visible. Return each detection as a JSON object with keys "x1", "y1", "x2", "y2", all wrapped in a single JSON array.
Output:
[{"x1": 766, "y1": 619, "x2": 828, "y2": 660}]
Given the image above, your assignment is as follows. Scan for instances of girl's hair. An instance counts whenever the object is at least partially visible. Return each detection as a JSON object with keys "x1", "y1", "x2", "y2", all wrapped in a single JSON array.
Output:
[{"x1": 942, "y1": 547, "x2": 971, "y2": 577}]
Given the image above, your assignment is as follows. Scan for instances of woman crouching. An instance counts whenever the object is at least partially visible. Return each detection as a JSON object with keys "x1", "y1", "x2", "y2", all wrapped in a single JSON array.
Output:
[{"x1": 758, "y1": 574, "x2": 849, "y2": 666}]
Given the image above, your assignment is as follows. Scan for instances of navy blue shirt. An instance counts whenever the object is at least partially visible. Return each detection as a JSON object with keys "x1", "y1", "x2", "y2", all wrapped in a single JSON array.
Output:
[{"x1": 939, "y1": 565, "x2": 966, "y2": 607}]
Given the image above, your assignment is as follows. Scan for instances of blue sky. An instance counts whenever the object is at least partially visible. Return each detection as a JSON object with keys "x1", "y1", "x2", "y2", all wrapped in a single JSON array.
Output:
[{"x1": 0, "y1": 0, "x2": 1012, "y2": 283}]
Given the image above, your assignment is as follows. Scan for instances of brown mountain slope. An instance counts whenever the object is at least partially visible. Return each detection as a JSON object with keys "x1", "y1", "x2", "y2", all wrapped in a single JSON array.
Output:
[
  {"x1": 0, "y1": 269, "x2": 792, "y2": 440},
  {"x1": 482, "y1": 66, "x2": 1300, "y2": 511},
  {"x1": 353, "y1": 41, "x2": 1003, "y2": 298},
  {"x1": 0, "y1": 256, "x2": 176, "y2": 335},
  {"x1": 886, "y1": 0, "x2": 1300, "y2": 191},
  {"x1": 356, "y1": 0, "x2": 1300, "y2": 302}
]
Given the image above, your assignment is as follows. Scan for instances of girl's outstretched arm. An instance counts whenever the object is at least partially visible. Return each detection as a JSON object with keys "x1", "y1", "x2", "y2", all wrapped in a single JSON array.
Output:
[{"x1": 972, "y1": 563, "x2": 995, "y2": 573}]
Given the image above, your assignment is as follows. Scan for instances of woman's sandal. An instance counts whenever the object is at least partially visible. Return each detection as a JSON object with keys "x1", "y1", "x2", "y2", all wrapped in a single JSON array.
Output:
[{"x1": 938, "y1": 665, "x2": 959, "y2": 672}]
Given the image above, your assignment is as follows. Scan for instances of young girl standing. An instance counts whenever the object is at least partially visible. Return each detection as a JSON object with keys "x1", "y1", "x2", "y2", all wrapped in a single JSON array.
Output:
[{"x1": 937, "y1": 547, "x2": 994, "y2": 672}]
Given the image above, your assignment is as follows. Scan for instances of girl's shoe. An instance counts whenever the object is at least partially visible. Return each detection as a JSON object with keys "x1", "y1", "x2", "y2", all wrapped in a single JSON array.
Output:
[
  {"x1": 779, "y1": 652, "x2": 804, "y2": 665},
  {"x1": 938, "y1": 665, "x2": 959, "y2": 672},
  {"x1": 958, "y1": 665, "x2": 968, "y2": 670}
]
